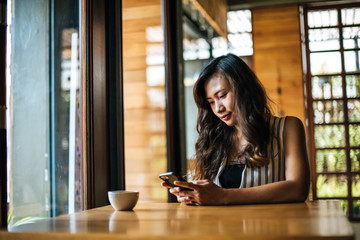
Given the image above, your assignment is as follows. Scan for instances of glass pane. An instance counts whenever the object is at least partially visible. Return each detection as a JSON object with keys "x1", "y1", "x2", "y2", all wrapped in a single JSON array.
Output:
[
  {"x1": 349, "y1": 124, "x2": 360, "y2": 147},
  {"x1": 227, "y1": 10, "x2": 252, "y2": 33},
  {"x1": 344, "y1": 51, "x2": 360, "y2": 73},
  {"x1": 340, "y1": 200, "x2": 349, "y2": 217},
  {"x1": 227, "y1": 10, "x2": 253, "y2": 57},
  {"x1": 316, "y1": 149, "x2": 346, "y2": 172},
  {"x1": 341, "y1": 8, "x2": 360, "y2": 25},
  {"x1": 228, "y1": 33, "x2": 253, "y2": 56},
  {"x1": 313, "y1": 100, "x2": 344, "y2": 124},
  {"x1": 308, "y1": 9, "x2": 338, "y2": 28},
  {"x1": 352, "y1": 174, "x2": 360, "y2": 197},
  {"x1": 312, "y1": 76, "x2": 342, "y2": 99},
  {"x1": 317, "y1": 174, "x2": 348, "y2": 197},
  {"x1": 346, "y1": 75, "x2": 360, "y2": 98},
  {"x1": 354, "y1": 200, "x2": 360, "y2": 218},
  {"x1": 6, "y1": 0, "x2": 82, "y2": 226},
  {"x1": 343, "y1": 27, "x2": 360, "y2": 49},
  {"x1": 309, "y1": 28, "x2": 339, "y2": 51},
  {"x1": 350, "y1": 149, "x2": 360, "y2": 172},
  {"x1": 348, "y1": 100, "x2": 360, "y2": 122},
  {"x1": 183, "y1": 38, "x2": 210, "y2": 60},
  {"x1": 212, "y1": 36, "x2": 228, "y2": 58},
  {"x1": 314, "y1": 125, "x2": 345, "y2": 148},
  {"x1": 310, "y1": 52, "x2": 341, "y2": 75},
  {"x1": 123, "y1": 0, "x2": 167, "y2": 202}
]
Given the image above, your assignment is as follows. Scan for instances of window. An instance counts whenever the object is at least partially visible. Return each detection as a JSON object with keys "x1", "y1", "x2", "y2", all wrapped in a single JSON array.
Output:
[
  {"x1": 227, "y1": 9, "x2": 253, "y2": 57},
  {"x1": 122, "y1": 0, "x2": 167, "y2": 202},
  {"x1": 6, "y1": 0, "x2": 83, "y2": 226},
  {"x1": 304, "y1": 4, "x2": 360, "y2": 220}
]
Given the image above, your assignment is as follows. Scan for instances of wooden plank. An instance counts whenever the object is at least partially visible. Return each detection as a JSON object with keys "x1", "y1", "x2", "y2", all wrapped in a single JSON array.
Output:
[
  {"x1": 123, "y1": 5, "x2": 161, "y2": 21},
  {"x1": 252, "y1": 6, "x2": 299, "y2": 20},
  {"x1": 253, "y1": 5, "x2": 305, "y2": 122},
  {"x1": 123, "y1": 32, "x2": 147, "y2": 43},
  {"x1": 125, "y1": 147, "x2": 166, "y2": 161},
  {"x1": 191, "y1": 0, "x2": 228, "y2": 38},
  {"x1": 123, "y1": 70, "x2": 147, "y2": 83},
  {"x1": 124, "y1": 133, "x2": 166, "y2": 148},
  {"x1": 123, "y1": 17, "x2": 162, "y2": 33},
  {"x1": 123, "y1": 56, "x2": 147, "y2": 71},
  {"x1": 122, "y1": 0, "x2": 161, "y2": 9},
  {"x1": 123, "y1": 42, "x2": 147, "y2": 58}
]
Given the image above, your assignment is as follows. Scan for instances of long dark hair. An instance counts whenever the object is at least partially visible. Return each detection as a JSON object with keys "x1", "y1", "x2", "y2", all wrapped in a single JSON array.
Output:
[{"x1": 193, "y1": 54, "x2": 272, "y2": 180}]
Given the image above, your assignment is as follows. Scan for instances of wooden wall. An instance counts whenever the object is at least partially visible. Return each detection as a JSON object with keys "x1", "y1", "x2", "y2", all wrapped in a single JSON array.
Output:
[
  {"x1": 252, "y1": 5, "x2": 305, "y2": 123},
  {"x1": 122, "y1": 0, "x2": 167, "y2": 202}
]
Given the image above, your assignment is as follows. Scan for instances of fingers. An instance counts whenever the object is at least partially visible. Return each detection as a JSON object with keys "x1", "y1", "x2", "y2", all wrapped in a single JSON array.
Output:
[
  {"x1": 161, "y1": 182, "x2": 171, "y2": 189},
  {"x1": 174, "y1": 181, "x2": 197, "y2": 190},
  {"x1": 194, "y1": 180, "x2": 209, "y2": 185},
  {"x1": 177, "y1": 195, "x2": 195, "y2": 205}
]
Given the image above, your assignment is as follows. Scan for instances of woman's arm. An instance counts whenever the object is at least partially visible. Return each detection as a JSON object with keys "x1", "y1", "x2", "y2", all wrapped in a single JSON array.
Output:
[{"x1": 172, "y1": 116, "x2": 311, "y2": 205}]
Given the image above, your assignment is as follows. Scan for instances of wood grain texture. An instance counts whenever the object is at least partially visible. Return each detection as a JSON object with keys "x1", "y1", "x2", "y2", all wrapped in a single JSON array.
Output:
[
  {"x1": 253, "y1": 5, "x2": 305, "y2": 123},
  {"x1": 122, "y1": 0, "x2": 166, "y2": 202},
  {"x1": 191, "y1": 0, "x2": 228, "y2": 38},
  {"x1": 1, "y1": 201, "x2": 354, "y2": 239}
]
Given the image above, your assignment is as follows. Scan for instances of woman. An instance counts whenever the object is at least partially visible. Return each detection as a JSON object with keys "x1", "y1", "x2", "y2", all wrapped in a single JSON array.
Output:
[{"x1": 162, "y1": 54, "x2": 310, "y2": 205}]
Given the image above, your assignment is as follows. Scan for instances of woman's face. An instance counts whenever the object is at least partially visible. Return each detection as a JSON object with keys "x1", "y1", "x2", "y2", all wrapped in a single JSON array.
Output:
[{"x1": 204, "y1": 73, "x2": 236, "y2": 127}]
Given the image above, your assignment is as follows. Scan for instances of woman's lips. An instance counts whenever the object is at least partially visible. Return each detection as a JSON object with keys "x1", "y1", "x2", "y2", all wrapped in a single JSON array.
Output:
[{"x1": 220, "y1": 113, "x2": 231, "y2": 121}]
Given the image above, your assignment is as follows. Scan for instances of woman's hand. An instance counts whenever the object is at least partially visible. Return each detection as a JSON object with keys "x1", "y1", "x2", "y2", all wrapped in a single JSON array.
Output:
[{"x1": 162, "y1": 180, "x2": 228, "y2": 205}]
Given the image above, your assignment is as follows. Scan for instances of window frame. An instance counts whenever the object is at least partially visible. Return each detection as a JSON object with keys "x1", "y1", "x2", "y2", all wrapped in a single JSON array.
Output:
[
  {"x1": 0, "y1": 0, "x2": 7, "y2": 229},
  {"x1": 303, "y1": 2, "x2": 360, "y2": 221}
]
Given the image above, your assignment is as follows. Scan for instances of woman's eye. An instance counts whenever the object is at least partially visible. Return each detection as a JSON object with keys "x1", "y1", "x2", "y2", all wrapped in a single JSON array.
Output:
[
  {"x1": 208, "y1": 101, "x2": 214, "y2": 105},
  {"x1": 220, "y1": 93, "x2": 227, "y2": 98}
]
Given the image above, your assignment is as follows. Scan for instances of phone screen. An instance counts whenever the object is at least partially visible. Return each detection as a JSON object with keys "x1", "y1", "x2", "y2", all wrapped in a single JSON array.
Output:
[
  {"x1": 159, "y1": 172, "x2": 184, "y2": 187},
  {"x1": 159, "y1": 172, "x2": 192, "y2": 191}
]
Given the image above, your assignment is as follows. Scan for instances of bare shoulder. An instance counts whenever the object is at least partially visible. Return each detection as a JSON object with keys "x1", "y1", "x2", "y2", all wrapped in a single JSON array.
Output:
[
  {"x1": 284, "y1": 116, "x2": 305, "y2": 130},
  {"x1": 283, "y1": 116, "x2": 306, "y2": 142}
]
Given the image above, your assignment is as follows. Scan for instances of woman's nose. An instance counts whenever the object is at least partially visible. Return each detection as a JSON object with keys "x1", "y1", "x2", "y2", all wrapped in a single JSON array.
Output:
[{"x1": 215, "y1": 101, "x2": 225, "y2": 113}]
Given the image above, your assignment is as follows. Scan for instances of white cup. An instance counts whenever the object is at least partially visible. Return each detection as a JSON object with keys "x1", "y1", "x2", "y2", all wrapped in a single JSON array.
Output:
[{"x1": 108, "y1": 190, "x2": 139, "y2": 211}]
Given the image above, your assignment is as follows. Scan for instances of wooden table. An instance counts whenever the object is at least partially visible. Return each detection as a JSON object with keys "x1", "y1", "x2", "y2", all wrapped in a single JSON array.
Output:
[{"x1": 0, "y1": 200, "x2": 354, "y2": 240}]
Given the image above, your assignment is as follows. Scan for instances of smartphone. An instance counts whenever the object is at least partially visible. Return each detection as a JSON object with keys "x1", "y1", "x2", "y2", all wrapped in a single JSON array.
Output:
[{"x1": 159, "y1": 172, "x2": 192, "y2": 191}]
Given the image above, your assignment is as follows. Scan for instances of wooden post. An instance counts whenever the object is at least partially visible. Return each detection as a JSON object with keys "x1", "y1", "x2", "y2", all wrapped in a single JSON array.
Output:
[{"x1": 162, "y1": 0, "x2": 187, "y2": 202}]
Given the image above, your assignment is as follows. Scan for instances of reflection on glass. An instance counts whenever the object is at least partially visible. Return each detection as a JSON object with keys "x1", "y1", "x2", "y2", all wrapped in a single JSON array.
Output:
[
  {"x1": 349, "y1": 124, "x2": 360, "y2": 147},
  {"x1": 341, "y1": 8, "x2": 360, "y2": 25},
  {"x1": 348, "y1": 100, "x2": 360, "y2": 122},
  {"x1": 316, "y1": 149, "x2": 346, "y2": 172},
  {"x1": 344, "y1": 51, "x2": 360, "y2": 73},
  {"x1": 6, "y1": 0, "x2": 82, "y2": 225},
  {"x1": 313, "y1": 100, "x2": 344, "y2": 124},
  {"x1": 308, "y1": 9, "x2": 338, "y2": 28},
  {"x1": 346, "y1": 75, "x2": 360, "y2": 98},
  {"x1": 343, "y1": 27, "x2": 360, "y2": 49},
  {"x1": 352, "y1": 174, "x2": 360, "y2": 197},
  {"x1": 310, "y1": 52, "x2": 341, "y2": 74},
  {"x1": 317, "y1": 174, "x2": 348, "y2": 197},
  {"x1": 350, "y1": 149, "x2": 360, "y2": 172},
  {"x1": 212, "y1": 36, "x2": 228, "y2": 58},
  {"x1": 314, "y1": 125, "x2": 345, "y2": 148},
  {"x1": 183, "y1": 38, "x2": 210, "y2": 60},
  {"x1": 312, "y1": 76, "x2": 342, "y2": 99},
  {"x1": 227, "y1": 10, "x2": 253, "y2": 56},
  {"x1": 228, "y1": 33, "x2": 253, "y2": 56},
  {"x1": 354, "y1": 200, "x2": 360, "y2": 217},
  {"x1": 123, "y1": 0, "x2": 167, "y2": 202},
  {"x1": 309, "y1": 28, "x2": 339, "y2": 51}
]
